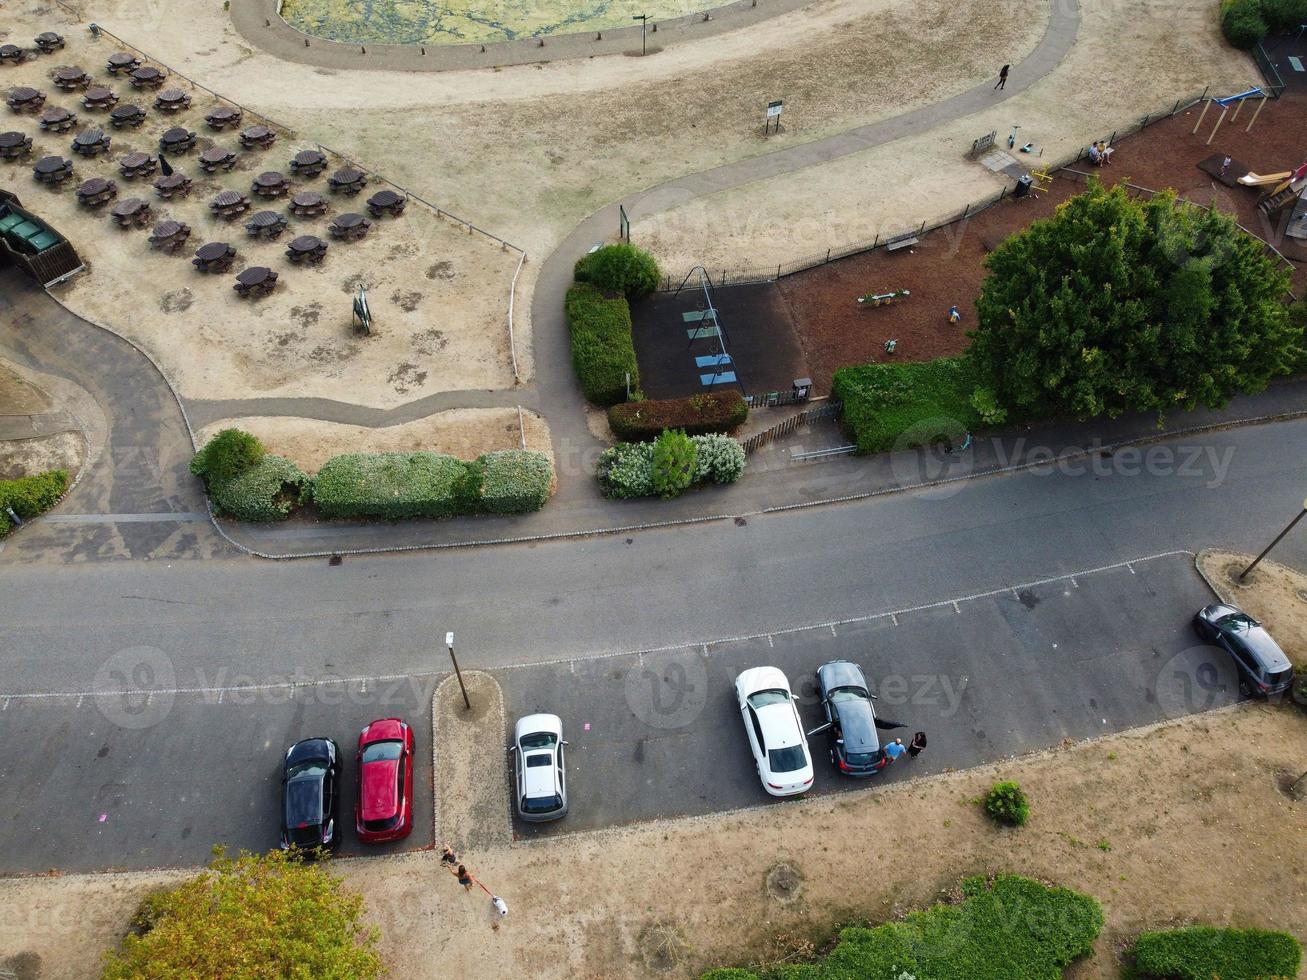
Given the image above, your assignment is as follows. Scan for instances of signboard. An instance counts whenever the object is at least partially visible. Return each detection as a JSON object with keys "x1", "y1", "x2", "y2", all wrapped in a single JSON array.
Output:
[{"x1": 766, "y1": 100, "x2": 783, "y2": 118}]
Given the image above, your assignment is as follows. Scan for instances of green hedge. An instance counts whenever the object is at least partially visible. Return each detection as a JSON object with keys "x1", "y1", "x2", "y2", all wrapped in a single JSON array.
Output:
[
  {"x1": 479, "y1": 450, "x2": 554, "y2": 514},
  {"x1": 0, "y1": 469, "x2": 68, "y2": 537},
  {"x1": 1130, "y1": 926, "x2": 1301, "y2": 979},
  {"x1": 573, "y1": 243, "x2": 661, "y2": 297},
  {"x1": 699, "y1": 874, "x2": 1102, "y2": 979},
  {"x1": 566, "y1": 283, "x2": 639, "y2": 406},
  {"x1": 832, "y1": 356, "x2": 985, "y2": 454},
  {"x1": 1289, "y1": 298, "x2": 1307, "y2": 375},
  {"x1": 190, "y1": 428, "x2": 265, "y2": 482},
  {"x1": 608, "y1": 391, "x2": 748, "y2": 441},
  {"x1": 209, "y1": 456, "x2": 310, "y2": 522},
  {"x1": 1219, "y1": 0, "x2": 1307, "y2": 47}
]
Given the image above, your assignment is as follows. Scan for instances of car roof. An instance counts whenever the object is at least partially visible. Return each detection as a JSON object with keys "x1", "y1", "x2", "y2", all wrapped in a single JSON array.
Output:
[
  {"x1": 1238, "y1": 626, "x2": 1293, "y2": 671},
  {"x1": 818, "y1": 660, "x2": 866, "y2": 692},
  {"x1": 521, "y1": 748, "x2": 559, "y2": 797},
  {"x1": 360, "y1": 718, "x2": 406, "y2": 744},
  {"x1": 284, "y1": 771, "x2": 324, "y2": 825},
  {"x1": 736, "y1": 666, "x2": 790, "y2": 696},
  {"x1": 515, "y1": 713, "x2": 562, "y2": 740},
  {"x1": 833, "y1": 695, "x2": 880, "y2": 753},
  {"x1": 360, "y1": 758, "x2": 400, "y2": 820},
  {"x1": 756, "y1": 701, "x2": 803, "y2": 748}
]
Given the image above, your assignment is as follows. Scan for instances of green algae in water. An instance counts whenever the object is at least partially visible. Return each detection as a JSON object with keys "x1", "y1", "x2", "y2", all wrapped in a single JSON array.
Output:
[{"x1": 282, "y1": 0, "x2": 722, "y2": 45}]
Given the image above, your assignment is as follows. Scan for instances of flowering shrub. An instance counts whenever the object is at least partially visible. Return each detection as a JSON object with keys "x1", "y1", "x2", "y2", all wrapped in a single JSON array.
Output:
[
  {"x1": 208, "y1": 456, "x2": 309, "y2": 522},
  {"x1": 693, "y1": 434, "x2": 746, "y2": 484},
  {"x1": 597, "y1": 434, "x2": 746, "y2": 499}
]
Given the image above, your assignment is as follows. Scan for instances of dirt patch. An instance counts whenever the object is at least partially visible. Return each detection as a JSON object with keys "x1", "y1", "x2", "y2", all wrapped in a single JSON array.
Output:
[
  {"x1": 765, "y1": 862, "x2": 804, "y2": 904},
  {"x1": 1197, "y1": 550, "x2": 1307, "y2": 666},
  {"x1": 0, "y1": 432, "x2": 85, "y2": 481},
  {"x1": 0, "y1": 364, "x2": 52, "y2": 416},
  {"x1": 434, "y1": 671, "x2": 510, "y2": 853},
  {"x1": 639, "y1": 919, "x2": 690, "y2": 973}
]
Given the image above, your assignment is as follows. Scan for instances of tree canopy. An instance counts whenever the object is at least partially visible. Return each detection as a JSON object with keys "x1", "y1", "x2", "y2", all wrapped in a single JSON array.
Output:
[{"x1": 971, "y1": 181, "x2": 1300, "y2": 420}]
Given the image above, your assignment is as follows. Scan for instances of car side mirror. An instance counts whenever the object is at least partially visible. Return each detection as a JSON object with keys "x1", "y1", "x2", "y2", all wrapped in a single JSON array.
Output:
[
  {"x1": 561, "y1": 740, "x2": 569, "y2": 746},
  {"x1": 508, "y1": 745, "x2": 518, "y2": 753},
  {"x1": 868, "y1": 691, "x2": 879, "y2": 700}
]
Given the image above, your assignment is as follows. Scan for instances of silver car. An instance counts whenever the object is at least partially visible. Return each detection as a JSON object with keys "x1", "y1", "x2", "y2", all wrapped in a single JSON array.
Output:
[{"x1": 510, "y1": 713, "x2": 568, "y2": 822}]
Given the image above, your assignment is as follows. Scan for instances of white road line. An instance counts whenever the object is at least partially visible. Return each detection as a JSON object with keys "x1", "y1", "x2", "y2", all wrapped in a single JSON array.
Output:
[{"x1": 42, "y1": 513, "x2": 208, "y2": 524}]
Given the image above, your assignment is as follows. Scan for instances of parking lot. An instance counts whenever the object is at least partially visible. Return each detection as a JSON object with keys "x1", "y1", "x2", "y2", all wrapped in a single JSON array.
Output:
[{"x1": 500, "y1": 552, "x2": 1228, "y2": 838}]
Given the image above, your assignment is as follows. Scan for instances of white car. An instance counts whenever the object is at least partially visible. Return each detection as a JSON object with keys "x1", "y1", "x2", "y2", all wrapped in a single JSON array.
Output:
[
  {"x1": 734, "y1": 667, "x2": 814, "y2": 797},
  {"x1": 510, "y1": 713, "x2": 568, "y2": 822}
]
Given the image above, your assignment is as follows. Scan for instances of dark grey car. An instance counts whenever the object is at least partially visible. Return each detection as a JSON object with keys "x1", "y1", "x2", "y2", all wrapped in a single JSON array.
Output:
[
  {"x1": 813, "y1": 661, "x2": 887, "y2": 776},
  {"x1": 1193, "y1": 603, "x2": 1294, "y2": 697}
]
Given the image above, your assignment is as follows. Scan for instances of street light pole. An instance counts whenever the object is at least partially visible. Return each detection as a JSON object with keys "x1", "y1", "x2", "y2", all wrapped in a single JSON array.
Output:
[
  {"x1": 1238, "y1": 497, "x2": 1307, "y2": 581},
  {"x1": 446, "y1": 631, "x2": 470, "y2": 710},
  {"x1": 633, "y1": 13, "x2": 648, "y2": 56}
]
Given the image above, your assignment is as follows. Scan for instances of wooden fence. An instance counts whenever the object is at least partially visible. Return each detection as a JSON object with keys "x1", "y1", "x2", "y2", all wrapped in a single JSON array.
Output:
[{"x1": 739, "y1": 401, "x2": 840, "y2": 454}]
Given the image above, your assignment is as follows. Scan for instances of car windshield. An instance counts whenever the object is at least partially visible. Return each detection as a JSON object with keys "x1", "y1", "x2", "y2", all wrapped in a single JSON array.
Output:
[
  {"x1": 526, "y1": 754, "x2": 552, "y2": 768},
  {"x1": 1217, "y1": 612, "x2": 1257, "y2": 630},
  {"x1": 285, "y1": 761, "x2": 326, "y2": 779},
  {"x1": 522, "y1": 794, "x2": 563, "y2": 814},
  {"x1": 846, "y1": 749, "x2": 884, "y2": 767},
  {"x1": 828, "y1": 686, "x2": 868, "y2": 703},
  {"x1": 361, "y1": 740, "x2": 403, "y2": 764},
  {"x1": 1269, "y1": 668, "x2": 1293, "y2": 685},
  {"x1": 520, "y1": 732, "x2": 557, "y2": 749},
  {"x1": 748, "y1": 689, "x2": 790, "y2": 709},
  {"x1": 768, "y1": 745, "x2": 807, "y2": 773}
]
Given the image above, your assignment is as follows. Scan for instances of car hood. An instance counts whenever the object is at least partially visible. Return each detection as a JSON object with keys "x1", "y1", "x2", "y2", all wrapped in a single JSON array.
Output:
[
  {"x1": 837, "y1": 700, "x2": 881, "y2": 754},
  {"x1": 361, "y1": 718, "x2": 404, "y2": 743},
  {"x1": 737, "y1": 666, "x2": 790, "y2": 698},
  {"x1": 818, "y1": 661, "x2": 864, "y2": 690},
  {"x1": 360, "y1": 760, "x2": 399, "y2": 820}
]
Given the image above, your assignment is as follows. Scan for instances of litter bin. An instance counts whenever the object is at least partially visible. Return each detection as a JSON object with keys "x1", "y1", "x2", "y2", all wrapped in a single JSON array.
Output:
[{"x1": 1014, "y1": 174, "x2": 1033, "y2": 199}]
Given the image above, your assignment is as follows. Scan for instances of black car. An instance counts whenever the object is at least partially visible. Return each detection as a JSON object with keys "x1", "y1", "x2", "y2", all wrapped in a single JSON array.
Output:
[
  {"x1": 280, "y1": 737, "x2": 342, "y2": 852},
  {"x1": 1193, "y1": 603, "x2": 1294, "y2": 697},
  {"x1": 814, "y1": 661, "x2": 887, "y2": 776}
]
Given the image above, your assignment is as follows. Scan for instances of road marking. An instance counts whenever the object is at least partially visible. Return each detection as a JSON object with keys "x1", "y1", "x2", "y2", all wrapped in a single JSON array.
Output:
[
  {"x1": 766, "y1": 635, "x2": 774, "y2": 648},
  {"x1": 42, "y1": 513, "x2": 208, "y2": 524},
  {"x1": 952, "y1": 601, "x2": 962, "y2": 614},
  {"x1": 829, "y1": 624, "x2": 837, "y2": 637}
]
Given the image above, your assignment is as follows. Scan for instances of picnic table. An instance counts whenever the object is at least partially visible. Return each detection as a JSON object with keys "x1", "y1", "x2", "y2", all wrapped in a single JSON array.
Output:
[
  {"x1": 366, "y1": 189, "x2": 405, "y2": 218},
  {"x1": 148, "y1": 219, "x2": 191, "y2": 252},
  {"x1": 159, "y1": 126, "x2": 196, "y2": 153},
  {"x1": 245, "y1": 209, "x2": 287, "y2": 239},
  {"x1": 286, "y1": 234, "x2": 328, "y2": 265},
  {"x1": 0, "y1": 45, "x2": 27, "y2": 66},
  {"x1": 289, "y1": 149, "x2": 326, "y2": 178},
  {"x1": 192, "y1": 241, "x2": 236, "y2": 273},
  {"x1": 71, "y1": 128, "x2": 110, "y2": 156},
  {"x1": 153, "y1": 172, "x2": 192, "y2": 199},
  {"x1": 199, "y1": 145, "x2": 236, "y2": 172},
  {"x1": 0, "y1": 130, "x2": 33, "y2": 159},
  {"x1": 52, "y1": 66, "x2": 89, "y2": 91},
  {"x1": 109, "y1": 197, "x2": 151, "y2": 228},
  {"x1": 128, "y1": 66, "x2": 165, "y2": 90},
  {"x1": 288, "y1": 190, "x2": 327, "y2": 218},
  {"x1": 76, "y1": 176, "x2": 117, "y2": 207},
  {"x1": 329, "y1": 211, "x2": 370, "y2": 241},
  {"x1": 82, "y1": 86, "x2": 118, "y2": 111},
  {"x1": 210, "y1": 189, "x2": 250, "y2": 219},
  {"x1": 105, "y1": 52, "x2": 140, "y2": 76},
  {"x1": 154, "y1": 88, "x2": 191, "y2": 113},
  {"x1": 35, "y1": 32, "x2": 65, "y2": 54},
  {"x1": 328, "y1": 167, "x2": 367, "y2": 195},
  {"x1": 108, "y1": 103, "x2": 146, "y2": 129},
  {"x1": 234, "y1": 266, "x2": 277, "y2": 298},
  {"x1": 37, "y1": 105, "x2": 74, "y2": 131},
  {"x1": 205, "y1": 105, "x2": 242, "y2": 130},
  {"x1": 32, "y1": 154, "x2": 73, "y2": 184},
  {"x1": 239, "y1": 124, "x2": 275, "y2": 150},
  {"x1": 251, "y1": 171, "x2": 289, "y2": 198},
  {"x1": 8, "y1": 86, "x2": 46, "y2": 113},
  {"x1": 118, "y1": 151, "x2": 157, "y2": 179}
]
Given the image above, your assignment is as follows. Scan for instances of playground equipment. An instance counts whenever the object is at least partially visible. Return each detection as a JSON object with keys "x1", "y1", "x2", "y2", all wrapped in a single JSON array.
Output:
[
  {"x1": 1238, "y1": 170, "x2": 1292, "y2": 186},
  {"x1": 1191, "y1": 87, "x2": 1269, "y2": 146},
  {"x1": 857, "y1": 288, "x2": 909, "y2": 307},
  {"x1": 352, "y1": 284, "x2": 372, "y2": 335},
  {"x1": 673, "y1": 265, "x2": 744, "y2": 391},
  {"x1": 1029, "y1": 169, "x2": 1054, "y2": 192}
]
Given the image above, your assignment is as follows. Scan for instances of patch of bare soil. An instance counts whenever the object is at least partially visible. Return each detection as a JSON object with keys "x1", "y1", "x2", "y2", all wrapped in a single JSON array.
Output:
[
  {"x1": 1197, "y1": 550, "x2": 1307, "y2": 666},
  {"x1": 0, "y1": 364, "x2": 52, "y2": 416},
  {"x1": 0, "y1": 432, "x2": 85, "y2": 481},
  {"x1": 434, "y1": 671, "x2": 510, "y2": 854}
]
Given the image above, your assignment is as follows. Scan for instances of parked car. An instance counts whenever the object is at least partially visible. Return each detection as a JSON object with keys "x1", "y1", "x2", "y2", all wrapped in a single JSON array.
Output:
[
  {"x1": 1193, "y1": 603, "x2": 1294, "y2": 697},
  {"x1": 355, "y1": 718, "x2": 415, "y2": 843},
  {"x1": 511, "y1": 713, "x2": 568, "y2": 822},
  {"x1": 814, "y1": 660, "x2": 887, "y2": 776},
  {"x1": 734, "y1": 667, "x2": 814, "y2": 797},
  {"x1": 280, "y1": 737, "x2": 341, "y2": 852}
]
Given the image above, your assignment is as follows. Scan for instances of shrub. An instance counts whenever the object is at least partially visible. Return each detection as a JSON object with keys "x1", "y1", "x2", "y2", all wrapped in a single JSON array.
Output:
[
  {"x1": 597, "y1": 441, "x2": 655, "y2": 499},
  {"x1": 1261, "y1": 0, "x2": 1307, "y2": 31},
  {"x1": 832, "y1": 356, "x2": 984, "y2": 454},
  {"x1": 1223, "y1": 0, "x2": 1269, "y2": 47},
  {"x1": 208, "y1": 455, "x2": 309, "y2": 522},
  {"x1": 969, "y1": 385, "x2": 1008, "y2": 426},
  {"x1": 574, "y1": 243, "x2": 661, "y2": 297},
  {"x1": 314, "y1": 452, "x2": 479, "y2": 520},
  {"x1": 608, "y1": 391, "x2": 748, "y2": 441},
  {"x1": 1288, "y1": 298, "x2": 1307, "y2": 375},
  {"x1": 478, "y1": 450, "x2": 554, "y2": 514},
  {"x1": 694, "y1": 433, "x2": 746, "y2": 484},
  {"x1": 566, "y1": 283, "x2": 640, "y2": 406},
  {"x1": 984, "y1": 780, "x2": 1030, "y2": 826},
  {"x1": 651, "y1": 429, "x2": 698, "y2": 498},
  {"x1": 190, "y1": 428, "x2": 265, "y2": 482},
  {"x1": 102, "y1": 847, "x2": 381, "y2": 979},
  {"x1": 0, "y1": 469, "x2": 68, "y2": 537},
  {"x1": 1130, "y1": 926, "x2": 1301, "y2": 979}
]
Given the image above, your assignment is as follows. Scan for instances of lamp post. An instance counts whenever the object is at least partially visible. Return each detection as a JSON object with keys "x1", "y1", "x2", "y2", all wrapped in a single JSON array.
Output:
[
  {"x1": 1238, "y1": 497, "x2": 1307, "y2": 582},
  {"x1": 633, "y1": 13, "x2": 648, "y2": 56},
  {"x1": 446, "y1": 630, "x2": 470, "y2": 710}
]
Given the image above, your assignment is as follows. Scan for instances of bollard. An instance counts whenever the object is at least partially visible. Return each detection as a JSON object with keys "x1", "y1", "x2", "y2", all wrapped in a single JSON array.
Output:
[{"x1": 304, "y1": 38, "x2": 309, "y2": 46}]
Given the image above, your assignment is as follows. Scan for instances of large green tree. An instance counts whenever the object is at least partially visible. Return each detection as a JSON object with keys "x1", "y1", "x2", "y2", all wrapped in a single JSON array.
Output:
[
  {"x1": 103, "y1": 848, "x2": 382, "y2": 979},
  {"x1": 971, "y1": 181, "x2": 1300, "y2": 420}
]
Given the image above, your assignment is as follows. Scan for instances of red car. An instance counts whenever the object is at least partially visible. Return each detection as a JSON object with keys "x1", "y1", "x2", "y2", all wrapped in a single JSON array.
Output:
[{"x1": 355, "y1": 718, "x2": 414, "y2": 843}]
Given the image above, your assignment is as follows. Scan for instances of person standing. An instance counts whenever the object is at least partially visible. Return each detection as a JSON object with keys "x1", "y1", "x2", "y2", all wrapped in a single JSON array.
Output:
[
  {"x1": 994, "y1": 64, "x2": 1010, "y2": 91},
  {"x1": 908, "y1": 732, "x2": 928, "y2": 758},
  {"x1": 1220, "y1": 155, "x2": 1232, "y2": 177},
  {"x1": 884, "y1": 738, "x2": 906, "y2": 763},
  {"x1": 456, "y1": 865, "x2": 474, "y2": 891}
]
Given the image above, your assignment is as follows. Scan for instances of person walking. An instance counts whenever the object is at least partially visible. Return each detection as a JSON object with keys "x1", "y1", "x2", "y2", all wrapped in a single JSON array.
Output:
[
  {"x1": 908, "y1": 732, "x2": 928, "y2": 758},
  {"x1": 884, "y1": 737, "x2": 906, "y2": 763},
  {"x1": 994, "y1": 64, "x2": 1009, "y2": 91},
  {"x1": 456, "y1": 864, "x2": 474, "y2": 891}
]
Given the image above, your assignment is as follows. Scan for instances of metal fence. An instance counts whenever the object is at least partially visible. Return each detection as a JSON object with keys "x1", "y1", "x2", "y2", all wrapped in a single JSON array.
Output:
[
  {"x1": 743, "y1": 388, "x2": 812, "y2": 409},
  {"x1": 739, "y1": 401, "x2": 840, "y2": 454},
  {"x1": 1254, "y1": 42, "x2": 1287, "y2": 99}
]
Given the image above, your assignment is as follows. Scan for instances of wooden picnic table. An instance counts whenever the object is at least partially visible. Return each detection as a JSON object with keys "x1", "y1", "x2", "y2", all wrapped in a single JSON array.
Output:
[
  {"x1": 0, "y1": 130, "x2": 33, "y2": 159},
  {"x1": 129, "y1": 66, "x2": 165, "y2": 90},
  {"x1": 329, "y1": 211, "x2": 370, "y2": 241},
  {"x1": 76, "y1": 176, "x2": 117, "y2": 207},
  {"x1": 52, "y1": 66, "x2": 89, "y2": 91},
  {"x1": 210, "y1": 189, "x2": 250, "y2": 219},
  {"x1": 288, "y1": 190, "x2": 327, "y2": 218},
  {"x1": 205, "y1": 105, "x2": 242, "y2": 130},
  {"x1": 239, "y1": 124, "x2": 275, "y2": 150},
  {"x1": 0, "y1": 45, "x2": 27, "y2": 66},
  {"x1": 286, "y1": 234, "x2": 328, "y2": 265},
  {"x1": 328, "y1": 167, "x2": 367, "y2": 195},
  {"x1": 159, "y1": 126, "x2": 196, "y2": 153},
  {"x1": 35, "y1": 33, "x2": 65, "y2": 55},
  {"x1": 8, "y1": 87, "x2": 46, "y2": 113},
  {"x1": 367, "y1": 189, "x2": 405, "y2": 218},
  {"x1": 251, "y1": 171, "x2": 289, "y2": 198},
  {"x1": 245, "y1": 209, "x2": 288, "y2": 239},
  {"x1": 108, "y1": 103, "x2": 146, "y2": 129},
  {"x1": 70, "y1": 127, "x2": 110, "y2": 156},
  {"x1": 81, "y1": 86, "x2": 118, "y2": 111},
  {"x1": 154, "y1": 88, "x2": 190, "y2": 113},
  {"x1": 234, "y1": 266, "x2": 277, "y2": 298},
  {"x1": 199, "y1": 145, "x2": 236, "y2": 172},
  {"x1": 192, "y1": 241, "x2": 236, "y2": 273},
  {"x1": 37, "y1": 105, "x2": 74, "y2": 131},
  {"x1": 32, "y1": 154, "x2": 73, "y2": 184},
  {"x1": 148, "y1": 219, "x2": 191, "y2": 252},
  {"x1": 118, "y1": 151, "x2": 157, "y2": 179},
  {"x1": 289, "y1": 149, "x2": 326, "y2": 178},
  {"x1": 109, "y1": 197, "x2": 151, "y2": 228},
  {"x1": 153, "y1": 172, "x2": 192, "y2": 199},
  {"x1": 105, "y1": 52, "x2": 140, "y2": 75}
]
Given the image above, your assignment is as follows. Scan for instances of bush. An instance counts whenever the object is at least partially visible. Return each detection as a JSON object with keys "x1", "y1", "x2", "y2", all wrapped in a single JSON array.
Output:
[
  {"x1": 832, "y1": 356, "x2": 984, "y2": 454},
  {"x1": 608, "y1": 391, "x2": 748, "y2": 441},
  {"x1": 574, "y1": 243, "x2": 661, "y2": 297},
  {"x1": 1260, "y1": 0, "x2": 1307, "y2": 31},
  {"x1": 694, "y1": 433, "x2": 747, "y2": 484},
  {"x1": 208, "y1": 455, "x2": 309, "y2": 522},
  {"x1": 1288, "y1": 298, "x2": 1307, "y2": 375},
  {"x1": 190, "y1": 428, "x2": 265, "y2": 482},
  {"x1": 651, "y1": 429, "x2": 698, "y2": 498},
  {"x1": 699, "y1": 874, "x2": 1102, "y2": 979},
  {"x1": 598, "y1": 434, "x2": 746, "y2": 498},
  {"x1": 1130, "y1": 926, "x2": 1301, "y2": 979},
  {"x1": 566, "y1": 283, "x2": 640, "y2": 406},
  {"x1": 969, "y1": 385, "x2": 1008, "y2": 426},
  {"x1": 103, "y1": 847, "x2": 381, "y2": 979},
  {"x1": 1223, "y1": 0, "x2": 1269, "y2": 46},
  {"x1": 0, "y1": 469, "x2": 68, "y2": 537},
  {"x1": 478, "y1": 450, "x2": 554, "y2": 514},
  {"x1": 314, "y1": 452, "x2": 479, "y2": 520},
  {"x1": 984, "y1": 780, "x2": 1030, "y2": 826}
]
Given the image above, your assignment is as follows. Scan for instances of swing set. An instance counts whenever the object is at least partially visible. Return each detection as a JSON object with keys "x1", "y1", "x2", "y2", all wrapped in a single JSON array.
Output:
[{"x1": 1191, "y1": 86, "x2": 1270, "y2": 146}]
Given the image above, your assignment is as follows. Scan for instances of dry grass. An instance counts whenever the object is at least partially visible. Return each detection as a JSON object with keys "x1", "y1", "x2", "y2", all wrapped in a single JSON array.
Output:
[{"x1": 1198, "y1": 550, "x2": 1307, "y2": 666}]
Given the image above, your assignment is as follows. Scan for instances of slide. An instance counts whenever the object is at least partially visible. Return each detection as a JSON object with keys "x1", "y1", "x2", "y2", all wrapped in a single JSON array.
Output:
[{"x1": 1238, "y1": 170, "x2": 1293, "y2": 186}]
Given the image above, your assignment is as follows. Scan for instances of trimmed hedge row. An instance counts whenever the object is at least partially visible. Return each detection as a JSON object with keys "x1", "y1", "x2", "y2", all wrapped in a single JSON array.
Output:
[
  {"x1": 831, "y1": 356, "x2": 985, "y2": 454},
  {"x1": 608, "y1": 391, "x2": 748, "y2": 441},
  {"x1": 1130, "y1": 926, "x2": 1301, "y2": 979},
  {"x1": 597, "y1": 434, "x2": 745, "y2": 499},
  {"x1": 208, "y1": 456, "x2": 310, "y2": 523},
  {"x1": 0, "y1": 469, "x2": 68, "y2": 537},
  {"x1": 566, "y1": 283, "x2": 639, "y2": 406},
  {"x1": 573, "y1": 243, "x2": 661, "y2": 297}
]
